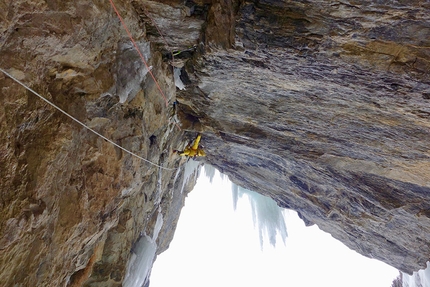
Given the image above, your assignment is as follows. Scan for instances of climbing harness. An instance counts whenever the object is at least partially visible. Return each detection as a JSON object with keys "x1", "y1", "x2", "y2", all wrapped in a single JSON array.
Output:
[{"x1": 0, "y1": 67, "x2": 176, "y2": 171}]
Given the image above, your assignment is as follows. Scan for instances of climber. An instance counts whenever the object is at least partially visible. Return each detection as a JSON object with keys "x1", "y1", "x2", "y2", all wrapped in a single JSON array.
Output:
[{"x1": 174, "y1": 133, "x2": 206, "y2": 157}]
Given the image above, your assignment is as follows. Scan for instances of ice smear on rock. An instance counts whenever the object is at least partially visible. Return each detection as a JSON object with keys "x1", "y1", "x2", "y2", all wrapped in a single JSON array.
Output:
[
  {"x1": 124, "y1": 162, "x2": 200, "y2": 287},
  {"x1": 403, "y1": 262, "x2": 430, "y2": 287},
  {"x1": 180, "y1": 160, "x2": 201, "y2": 194},
  {"x1": 231, "y1": 181, "x2": 288, "y2": 249},
  {"x1": 174, "y1": 67, "x2": 185, "y2": 90},
  {"x1": 116, "y1": 41, "x2": 152, "y2": 103},
  {"x1": 123, "y1": 212, "x2": 164, "y2": 287}
]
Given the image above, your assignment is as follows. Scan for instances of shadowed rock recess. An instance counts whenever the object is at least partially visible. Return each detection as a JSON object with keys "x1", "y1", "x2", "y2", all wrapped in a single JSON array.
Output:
[{"x1": 0, "y1": 0, "x2": 429, "y2": 285}]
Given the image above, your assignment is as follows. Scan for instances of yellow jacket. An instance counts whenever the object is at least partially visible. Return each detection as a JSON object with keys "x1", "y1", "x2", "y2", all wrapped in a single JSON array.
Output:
[{"x1": 179, "y1": 134, "x2": 206, "y2": 157}]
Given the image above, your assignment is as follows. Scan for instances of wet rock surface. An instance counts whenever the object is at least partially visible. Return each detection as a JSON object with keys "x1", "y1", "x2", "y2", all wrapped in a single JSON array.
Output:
[{"x1": 0, "y1": 0, "x2": 430, "y2": 285}]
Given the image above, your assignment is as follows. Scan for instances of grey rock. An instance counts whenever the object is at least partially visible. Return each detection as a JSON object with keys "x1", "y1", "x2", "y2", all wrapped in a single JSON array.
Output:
[
  {"x1": 175, "y1": 0, "x2": 430, "y2": 274},
  {"x1": 1, "y1": 0, "x2": 430, "y2": 285}
]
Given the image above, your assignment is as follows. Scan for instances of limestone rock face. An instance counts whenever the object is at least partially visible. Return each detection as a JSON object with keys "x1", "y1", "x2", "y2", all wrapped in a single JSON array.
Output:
[
  {"x1": 176, "y1": 0, "x2": 430, "y2": 274},
  {"x1": 0, "y1": 0, "x2": 196, "y2": 286},
  {"x1": 1, "y1": 0, "x2": 430, "y2": 285}
]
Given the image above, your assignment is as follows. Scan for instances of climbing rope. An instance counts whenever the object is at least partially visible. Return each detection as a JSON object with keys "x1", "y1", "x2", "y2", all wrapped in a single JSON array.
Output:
[
  {"x1": 109, "y1": 0, "x2": 169, "y2": 107},
  {"x1": 0, "y1": 67, "x2": 177, "y2": 171},
  {"x1": 0, "y1": 1, "x2": 186, "y2": 169},
  {"x1": 139, "y1": 5, "x2": 184, "y2": 131},
  {"x1": 109, "y1": 0, "x2": 182, "y2": 131}
]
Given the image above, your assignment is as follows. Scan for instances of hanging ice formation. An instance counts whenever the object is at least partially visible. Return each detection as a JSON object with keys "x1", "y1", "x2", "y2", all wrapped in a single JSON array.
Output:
[
  {"x1": 180, "y1": 160, "x2": 201, "y2": 194},
  {"x1": 123, "y1": 212, "x2": 164, "y2": 287},
  {"x1": 203, "y1": 164, "x2": 288, "y2": 248},
  {"x1": 203, "y1": 164, "x2": 225, "y2": 183},
  {"x1": 123, "y1": 161, "x2": 201, "y2": 286},
  {"x1": 231, "y1": 183, "x2": 288, "y2": 248},
  {"x1": 403, "y1": 262, "x2": 430, "y2": 287}
]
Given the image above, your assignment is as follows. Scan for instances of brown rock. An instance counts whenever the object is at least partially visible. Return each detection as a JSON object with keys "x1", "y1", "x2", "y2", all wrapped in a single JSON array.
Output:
[
  {"x1": 1, "y1": 0, "x2": 430, "y2": 286},
  {"x1": 0, "y1": 0, "x2": 195, "y2": 286}
]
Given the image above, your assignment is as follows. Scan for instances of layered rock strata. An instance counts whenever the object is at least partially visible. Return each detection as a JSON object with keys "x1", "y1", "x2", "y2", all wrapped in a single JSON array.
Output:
[
  {"x1": 175, "y1": 0, "x2": 430, "y2": 274},
  {"x1": 1, "y1": 0, "x2": 430, "y2": 286}
]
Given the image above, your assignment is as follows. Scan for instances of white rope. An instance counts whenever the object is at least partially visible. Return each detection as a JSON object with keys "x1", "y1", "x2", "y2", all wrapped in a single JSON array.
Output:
[{"x1": 0, "y1": 67, "x2": 177, "y2": 171}]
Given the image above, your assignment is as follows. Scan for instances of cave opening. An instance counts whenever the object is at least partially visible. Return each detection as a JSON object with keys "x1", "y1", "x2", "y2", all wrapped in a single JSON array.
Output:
[{"x1": 148, "y1": 164, "x2": 400, "y2": 287}]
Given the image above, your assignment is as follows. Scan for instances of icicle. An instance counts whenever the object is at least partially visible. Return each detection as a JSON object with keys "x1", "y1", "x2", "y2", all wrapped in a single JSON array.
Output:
[
  {"x1": 403, "y1": 262, "x2": 430, "y2": 287},
  {"x1": 123, "y1": 236, "x2": 156, "y2": 287},
  {"x1": 203, "y1": 164, "x2": 217, "y2": 183},
  {"x1": 202, "y1": 165, "x2": 288, "y2": 248},
  {"x1": 152, "y1": 211, "x2": 164, "y2": 242},
  {"x1": 232, "y1": 183, "x2": 239, "y2": 210},
  {"x1": 231, "y1": 182, "x2": 247, "y2": 211},
  {"x1": 171, "y1": 167, "x2": 182, "y2": 196},
  {"x1": 180, "y1": 160, "x2": 200, "y2": 194},
  {"x1": 230, "y1": 183, "x2": 288, "y2": 249}
]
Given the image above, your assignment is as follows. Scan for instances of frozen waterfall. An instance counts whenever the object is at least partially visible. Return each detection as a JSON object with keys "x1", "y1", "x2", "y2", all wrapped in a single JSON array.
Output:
[
  {"x1": 203, "y1": 163, "x2": 225, "y2": 183},
  {"x1": 203, "y1": 164, "x2": 288, "y2": 248},
  {"x1": 123, "y1": 161, "x2": 201, "y2": 287},
  {"x1": 231, "y1": 183, "x2": 288, "y2": 248},
  {"x1": 123, "y1": 212, "x2": 164, "y2": 287},
  {"x1": 403, "y1": 262, "x2": 430, "y2": 287}
]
